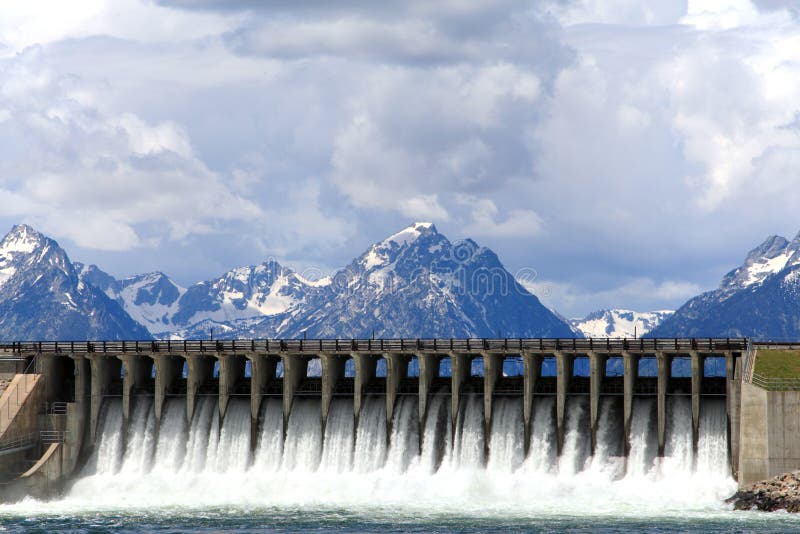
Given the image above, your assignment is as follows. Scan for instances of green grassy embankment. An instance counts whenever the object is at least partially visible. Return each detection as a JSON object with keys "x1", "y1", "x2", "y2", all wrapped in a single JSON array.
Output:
[{"x1": 753, "y1": 350, "x2": 800, "y2": 378}]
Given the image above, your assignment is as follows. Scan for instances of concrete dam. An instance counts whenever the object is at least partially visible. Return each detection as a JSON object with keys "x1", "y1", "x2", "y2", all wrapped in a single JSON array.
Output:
[{"x1": 0, "y1": 337, "x2": 750, "y2": 501}]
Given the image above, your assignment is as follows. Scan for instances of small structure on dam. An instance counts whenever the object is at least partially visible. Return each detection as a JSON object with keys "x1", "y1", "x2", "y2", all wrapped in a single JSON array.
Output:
[{"x1": 0, "y1": 337, "x2": 748, "y2": 497}]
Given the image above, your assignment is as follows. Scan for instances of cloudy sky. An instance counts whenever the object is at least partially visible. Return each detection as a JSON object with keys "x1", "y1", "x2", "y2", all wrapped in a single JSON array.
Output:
[{"x1": 0, "y1": 0, "x2": 798, "y2": 318}]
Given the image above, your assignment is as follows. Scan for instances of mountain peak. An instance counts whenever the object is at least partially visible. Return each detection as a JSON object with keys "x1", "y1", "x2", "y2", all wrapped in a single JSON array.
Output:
[
  {"x1": 383, "y1": 222, "x2": 438, "y2": 247},
  {"x1": 1, "y1": 224, "x2": 48, "y2": 255}
]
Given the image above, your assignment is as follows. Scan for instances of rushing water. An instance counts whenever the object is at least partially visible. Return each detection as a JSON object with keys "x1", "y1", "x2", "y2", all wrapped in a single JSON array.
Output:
[{"x1": 1, "y1": 394, "x2": 799, "y2": 532}]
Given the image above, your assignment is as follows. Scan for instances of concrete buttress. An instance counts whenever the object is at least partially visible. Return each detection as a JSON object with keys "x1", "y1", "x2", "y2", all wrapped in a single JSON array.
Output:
[
  {"x1": 417, "y1": 353, "x2": 439, "y2": 451},
  {"x1": 152, "y1": 354, "x2": 183, "y2": 423},
  {"x1": 450, "y1": 353, "x2": 470, "y2": 434},
  {"x1": 281, "y1": 355, "x2": 309, "y2": 432},
  {"x1": 589, "y1": 351, "x2": 607, "y2": 455},
  {"x1": 320, "y1": 354, "x2": 346, "y2": 433},
  {"x1": 185, "y1": 354, "x2": 214, "y2": 423},
  {"x1": 218, "y1": 353, "x2": 246, "y2": 421},
  {"x1": 483, "y1": 352, "x2": 504, "y2": 452},
  {"x1": 522, "y1": 352, "x2": 542, "y2": 454},
  {"x1": 622, "y1": 351, "x2": 638, "y2": 455},
  {"x1": 657, "y1": 352, "x2": 670, "y2": 456},
  {"x1": 555, "y1": 351, "x2": 574, "y2": 454},
  {"x1": 383, "y1": 353, "x2": 407, "y2": 439},
  {"x1": 119, "y1": 354, "x2": 151, "y2": 428},
  {"x1": 352, "y1": 353, "x2": 378, "y2": 429},
  {"x1": 690, "y1": 350, "x2": 702, "y2": 453}
]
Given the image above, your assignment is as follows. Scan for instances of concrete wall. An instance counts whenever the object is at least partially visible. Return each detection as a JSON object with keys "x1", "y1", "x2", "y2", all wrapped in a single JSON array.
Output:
[{"x1": 738, "y1": 382, "x2": 800, "y2": 487}]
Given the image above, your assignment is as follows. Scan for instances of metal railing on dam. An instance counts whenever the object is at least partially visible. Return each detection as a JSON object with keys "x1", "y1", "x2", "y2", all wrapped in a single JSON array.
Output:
[
  {"x1": 0, "y1": 337, "x2": 749, "y2": 355},
  {"x1": 9, "y1": 337, "x2": 746, "y2": 480}
]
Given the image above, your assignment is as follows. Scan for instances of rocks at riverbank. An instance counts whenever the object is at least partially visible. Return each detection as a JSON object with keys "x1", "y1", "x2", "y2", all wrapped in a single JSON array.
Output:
[{"x1": 728, "y1": 472, "x2": 800, "y2": 512}]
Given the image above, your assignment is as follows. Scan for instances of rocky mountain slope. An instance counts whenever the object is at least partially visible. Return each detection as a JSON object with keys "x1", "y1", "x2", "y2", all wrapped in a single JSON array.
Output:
[
  {"x1": 0, "y1": 225, "x2": 151, "y2": 340},
  {"x1": 75, "y1": 222, "x2": 575, "y2": 339},
  {"x1": 650, "y1": 233, "x2": 800, "y2": 338}
]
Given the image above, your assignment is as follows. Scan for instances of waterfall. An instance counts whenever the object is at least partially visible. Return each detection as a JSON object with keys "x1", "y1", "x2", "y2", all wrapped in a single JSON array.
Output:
[
  {"x1": 696, "y1": 399, "x2": 729, "y2": 477},
  {"x1": 451, "y1": 396, "x2": 484, "y2": 469},
  {"x1": 281, "y1": 398, "x2": 322, "y2": 472},
  {"x1": 55, "y1": 391, "x2": 735, "y2": 512},
  {"x1": 152, "y1": 398, "x2": 188, "y2": 473},
  {"x1": 319, "y1": 399, "x2": 354, "y2": 473},
  {"x1": 353, "y1": 396, "x2": 387, "y2": 472},
  {"x1": 526, "y1": 397, "x2": 556, "y2": 473},
  {"x1": 119, "y1": 397, "x2": 155, "y2": 475},
  {"x1": 385, "y1": 396, "x2": 418, "y2": 474},
  {"x1": 419, "y1": 394, "x2": 450, "y2": 473},
  {"x1": 254, "y1": 398, "x2": 283, "y2": 470},
  {"x1": 558, "y1": 397, "x2": 590, "y2": 476},
  {"x1": 627, "y1": 398, "x2": 656, "y2": 476},
  {"x1": 660, "y1": 396, "x2": 694, "y2": 475},
  {"x1": 213, "y1": 400, "x2": 252, "y2": 473},
  {"x1": 88, "y1": 398, "x2": 124, "y2": 475},
  {"x1": 487, "y1": 397, "x2": 524, "y2": 473}
]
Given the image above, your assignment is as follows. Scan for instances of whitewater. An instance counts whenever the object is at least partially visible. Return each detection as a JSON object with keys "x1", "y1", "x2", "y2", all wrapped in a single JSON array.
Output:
[{"x1": 1, "y1": 394, "x2": 799, "y2": 531}]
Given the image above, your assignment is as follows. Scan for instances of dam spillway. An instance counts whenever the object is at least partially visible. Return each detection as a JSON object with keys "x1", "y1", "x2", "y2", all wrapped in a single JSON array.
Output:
[{"x1": 0, "y1": 337, "x2": 745, "y2": 504}]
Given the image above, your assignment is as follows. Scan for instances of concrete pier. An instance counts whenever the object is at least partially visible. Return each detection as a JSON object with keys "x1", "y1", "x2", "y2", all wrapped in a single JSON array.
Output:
[
  {"x1": 417, "y1": 352, "x2": 439, "y2": 448},
  {"x1": 483, "y1": 352, "x2": 503, "y2": 447},
  {"x1": 450, "y1": 353, "x2": 470, "y2": 432},
  {"x1": 657, "y1": 352, "x2": 669, "y2": 456},
  {"x1": 555, "y1": 351, "x2": 574, "y2": 454},
  {"x1": 383, "y1": 353, "x2": 407, "y2": 436},
  {"x1": 119, "y1": 354, "x2": 151, "y2": 427},
  {"x1": 87, "y1": 355, "x2": 120, "y2": 445},
  {"x1": 218, "y1": 353, "x2": 246, "y2": 420},
  {"x1": 522, "y1": 352, "x2": 542, "y2": 453},
  {"x1": 353, "y1": 353, "x2": 378, "y2": 427},
  {"x1": 281, "y1": 355, "x2": 308, "y2": 431},
  {"x1": 185, "y1": 354, "x2": 214, "y2": 423},
  {"x1": 690, "y1": 350, "x2": 702, "y2": 452},
  {"x1": 320, "y1": 354, "x2": 346, "y2": 431},
  {"x1": 589, "y1": 351, "x2": 606, "y2": 455},
  {"x1": 152, "y1": 354, "x2": 182, "y2": 423},
  {"x1": 248, "y1": 353, "x2": 278, "y2": 448},
  {"x1": 622, "y1": 351, "x2": 637, "y2": 455}
]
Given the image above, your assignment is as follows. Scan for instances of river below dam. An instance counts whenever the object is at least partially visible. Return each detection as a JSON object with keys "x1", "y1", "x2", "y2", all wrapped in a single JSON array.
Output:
[{"x1": 1, "y1": 395, "x2": 799, "y2": 532}]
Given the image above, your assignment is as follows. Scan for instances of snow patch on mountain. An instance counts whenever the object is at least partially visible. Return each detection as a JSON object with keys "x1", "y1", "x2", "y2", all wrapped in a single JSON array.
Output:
[{"x1": 570, "y1": 309, "x2": 673, "y2": 338}]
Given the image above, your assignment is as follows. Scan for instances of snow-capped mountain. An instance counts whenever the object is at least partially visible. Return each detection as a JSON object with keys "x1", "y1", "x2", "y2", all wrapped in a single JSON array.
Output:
[
  {"x1": 258, "y1": 222, "x2": 576, "y2": 339},
  {"x1": 570, "y1": 309, "x2": 672, "y2": 338},
  {"x1": 76, "y1": 265, "x2": 185, "y2": 335},
  {"x1": 78, "y1": 260, "x2": 324, "y2": 338},
  {"x1": 0, "y1": 225, "x2": 151, "y2": 340},
  {"x1": 6, "y1": 222, "x2": 575, "y2": 340},
  {"x1": 650, "y1": 232, "x2": 800, "y2": 338}
]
